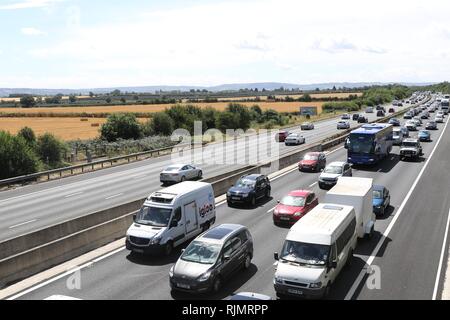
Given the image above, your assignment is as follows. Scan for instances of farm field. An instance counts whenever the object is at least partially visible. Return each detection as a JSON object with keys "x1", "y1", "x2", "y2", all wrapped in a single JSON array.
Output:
[
  {"x1": 0, "y1": 117, "x2": 147, "y2": 141},
  {"x1": 217, "y1": 92, "x2": 363, "y2": 101},
  {"x1": 0, "y1": 101, "x2": 324, "y2": 116}
]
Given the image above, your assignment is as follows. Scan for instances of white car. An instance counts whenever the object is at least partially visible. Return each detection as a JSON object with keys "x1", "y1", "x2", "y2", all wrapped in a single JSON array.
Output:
[
  {"x1": 300, "y1": 122, "x2": 314, "y2": 130},
  {"x1": 337, "y1": 121, "x2": 350, "y2": 129},
  {"x1": 160, "y1": 164, "x2": 203, "y2": 184},
  {"x1": 435, "y1": 115, "x2": 444, "y2": 123},
  {"x1": 285, "y1": 133, "x2": 305, "y2": 145},
  {"x1": 405, "y1": 120, "x2": 417, "y2": 131}
]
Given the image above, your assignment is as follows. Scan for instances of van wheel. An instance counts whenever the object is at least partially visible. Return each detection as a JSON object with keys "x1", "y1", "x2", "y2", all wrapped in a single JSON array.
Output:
[
  {"x1": 346, "y1": 249, "x2": 354, "y2": 268},
  {"x1": 366, "y1": 226, "x2": 375, "y2": 240},
  {"x1": 164, "y1": 241, "x2": 173, "y2": 256},
  {"x1": 243, "y1": 254, "x2": 251, "y2": 270},
  {"x1": 212, "y1": 277, "x2": 222, "y2": 293},
  {"x1": 202, "y1": 222, "x2": 210, "y2": 232}
]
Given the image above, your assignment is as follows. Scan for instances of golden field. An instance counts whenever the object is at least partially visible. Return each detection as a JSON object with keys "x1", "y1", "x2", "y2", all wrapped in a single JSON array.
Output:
[
  {"x1": 0, "y1": 101, "x2": 324, "y2": 115},
  {"x1": 217, "y1": 92, "x2": 362, "y2": 101},
  {"x1": 0, "y1": 117, "x2": 148, "y2": 141}
]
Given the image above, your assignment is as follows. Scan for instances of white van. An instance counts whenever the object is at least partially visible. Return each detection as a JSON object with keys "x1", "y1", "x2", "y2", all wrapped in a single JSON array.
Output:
[
  {"x1": 273, "y1": 204, "x2": 357, "y2": 299},
  {"x1": 126, "y1": 181, "x2": 216, "y2": 256}
]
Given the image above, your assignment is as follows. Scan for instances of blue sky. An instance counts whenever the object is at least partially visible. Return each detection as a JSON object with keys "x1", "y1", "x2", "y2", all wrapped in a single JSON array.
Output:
[{"x1": 1, "y1": 0, "x2": 450, "y2": 89}]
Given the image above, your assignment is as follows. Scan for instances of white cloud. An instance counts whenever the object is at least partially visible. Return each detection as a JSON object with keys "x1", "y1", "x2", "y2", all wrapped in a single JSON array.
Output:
[
  {"x1": 21, "y1": 27, "x2": 46, "y2": 36},
  {"x1": 0, "y1": 0, "x2": 62, "y2": 10}
]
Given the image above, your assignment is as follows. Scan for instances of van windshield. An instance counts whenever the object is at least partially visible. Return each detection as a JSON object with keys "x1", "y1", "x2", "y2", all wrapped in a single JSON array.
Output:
[
  {"x1": 135, "y1": 206, "x2": 172, "y2": 227},
  {"x1": 280, "y1": 241, "x2": 330, "y2": 267},
  {"x1": 181, "y1": 241, "x2": 222, "y2": 264}
]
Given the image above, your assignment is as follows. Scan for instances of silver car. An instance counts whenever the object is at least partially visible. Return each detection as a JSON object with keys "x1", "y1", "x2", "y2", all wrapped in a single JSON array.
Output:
[
  {"x1": 160, "y1": 164, "x2": 203, "y2": 184},
  {"x1": 318, "y1": 161, "x2": 352, "y2": 190},
  {"x1": 337, "y1": 121, "x2": 350, "y2": 129},
  {"x1": 405, "y1": 121, "x2": 417, "y2": 131},
  {"x1": 169, "y1": 224, "x2": 254, "y2": 294},
  {"x1": 285, "y1": 133, "x2": 305, "y2": 145},
  {"x1": 435, "y1": 115, "x2": 444, "y2": 123},
  {"x1": 300, "y1": 122, "x2": 314, "y2": 130},
  {"x1": 392, "y1": 128, "x2": 403, "y2": 145}
]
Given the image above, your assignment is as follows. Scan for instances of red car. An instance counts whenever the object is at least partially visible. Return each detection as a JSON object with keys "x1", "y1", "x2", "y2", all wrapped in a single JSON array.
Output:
[
  {"x1": 298, "y1": 152, "x2": 326, "y2": 172},
  {"x1": 273, "y1": 190, "x2": 319, "y2": 225},
  {"x1": 275, "y1": 130, "x2": 290, "y2": 142}
]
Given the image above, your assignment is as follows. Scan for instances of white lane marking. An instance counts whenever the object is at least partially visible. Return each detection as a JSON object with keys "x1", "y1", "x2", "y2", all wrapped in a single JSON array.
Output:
[
  {"x1": 64, "y1": 191, "x2": 83, "y2": 198},
  {"x1": 309, "y1": 182, "x2": 318, "y2": 188},
  {"x1": 92, "y1": 247, "x2": 126, "y2": 263},
  {"x1": 345, "y1": 116, "x2": 450, "y2": 300},
  {"x1": 267, "y1": 206, "x2": 277, "y2": 214},
  {"x1": 105, "y1": 193, "x2": 123, "y2": 200},
  {"x1": 8, "y1": 219, "x2": 37, "y2": 229},
  {"x1": 433, "y1": 208, "x2": 450, "y2": 300}
]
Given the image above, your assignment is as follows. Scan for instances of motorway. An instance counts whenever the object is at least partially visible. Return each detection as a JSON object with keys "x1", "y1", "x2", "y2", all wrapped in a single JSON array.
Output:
[
  {"x1": 0, "y1": 106, "x2": 402, "y2": 241},
  {"x1": 9, "y1": 100, "x2": 450, "y2": 300}
]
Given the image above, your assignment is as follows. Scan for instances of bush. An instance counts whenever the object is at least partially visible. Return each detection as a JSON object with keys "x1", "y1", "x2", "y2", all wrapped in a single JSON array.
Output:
[
  {"x1": 226, "y1": 103, "x2": 251, "y2": 130},
  {"x1": 20, "y1": 95, "x2": 36, "y2": 108},
  {"x1": 100, "y1": 113, "x2": 142, "y2": 142},
  {"x1": 17, "y1": 127, "x2": 36, "y2": 146},
  {"x1": 0, "y1": 131, "x2": 39, "y2": 179},
  {"x1": 143, "y1": 112, "x2": 174, "y2": 136},
  {"x1": 323, "y1": 101, "x2": 359, "y2": 112},
  {"x1": 36, "y1": 133, "x2": 67, "y2": 166}
]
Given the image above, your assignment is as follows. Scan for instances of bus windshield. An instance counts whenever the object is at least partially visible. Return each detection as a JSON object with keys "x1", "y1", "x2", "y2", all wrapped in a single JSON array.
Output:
[{"x1": 348, "y1": 133, "x2": 375, "y2": 154}]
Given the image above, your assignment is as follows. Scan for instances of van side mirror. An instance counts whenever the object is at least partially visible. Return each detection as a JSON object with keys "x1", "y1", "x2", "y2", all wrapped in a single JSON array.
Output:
[
  {"x1": 329, "y1": 260, "x2": 337, "y2": 269},
  {"x1": 181, "y1": 249, "x2": 185, "y2": 254},
  {"x1": 133, "y1": 213, "x2": 137, "y2": 222},
  {"x1": 223, "y1": 254, "x2": 231, "y2": 261},
  {"x1": 274, "y1": 252, "x2": 279, "y2": 261}
]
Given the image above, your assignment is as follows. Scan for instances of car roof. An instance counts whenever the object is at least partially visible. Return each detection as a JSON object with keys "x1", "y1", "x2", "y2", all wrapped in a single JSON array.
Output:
[
  {"x1": 287, "y1": 190, "x2": 311, "y2": 197},
  {"x1": 328, "y1": 161, "x2": 346, "y2": 167},
  {"x1": 242, "y1": 174, "x2": 264, "y2": 180},
  {"x1": 165, "y1": 164, "x2": 186, "y2": 168},
  {"x1": 305, "y1": 152, "x2": 322, "y2": 156},
  {"x1": 199, "y1": 224, "x2": 246, "y2": 243}
]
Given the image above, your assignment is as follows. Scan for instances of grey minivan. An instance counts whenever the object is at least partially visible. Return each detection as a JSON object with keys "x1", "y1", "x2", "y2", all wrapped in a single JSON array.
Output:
[{"x1": 169, "y1": 224, "x2": 253, "y2": 294}]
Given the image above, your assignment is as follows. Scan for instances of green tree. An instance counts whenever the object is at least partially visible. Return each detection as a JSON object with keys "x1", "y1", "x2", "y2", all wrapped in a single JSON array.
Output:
[
  {"x1": 17, "y1": 127, "x2": 36, "y2": 146},
  {"x1": 0, "y1": 131, "x2": 39, "y2": 179},
  {"x1": 89, "y1": 91, "x2": 94, "y2": 97},
  {"x1": 69, "y1": 95, "x2": 77, "y2": 103},
  {"x1": 105, "y1": 97, "x2": 112, "y2": 103},
  {"x1": 36, "y1": 133, "x2": 67, "y2": 166},
  {"x1": 143, "y1": 112, "x2": 174, "y2": 136},
  {"x1": 20, "y1": 95, "x2": 36, "y2": 108},
  {"x1": 216, "y1": 112, "x2": 238, "y2": 131},
  {"x1": 100, "y1": 113, "x2": 142, "y2": 142},
  {"x1": 226, "y1": 103, "x2": 251, "y2": 130}
]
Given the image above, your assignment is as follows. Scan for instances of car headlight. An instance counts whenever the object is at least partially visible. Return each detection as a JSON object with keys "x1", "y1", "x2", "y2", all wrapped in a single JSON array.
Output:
[
  {"x1": 227, "y1": 191, "x2": 231, "y2": 197},
  {"x1": 294, "y1": 211, "x2": 303, "y2": 217},
  {"x1": 198, "y1": 271, "x2": 212, "y2": 282},
  {"x1": 169, "y1": 266, "x2": 174, "y2": 278},
  {"x1": 150, "y1": 235, "x2": 162, "y2": 245},
  {"x1": 310, "y1": 282, "x2": 322, "y2": 289},
  {"x1": 274, "y1": 276, "x2": 283, "y2": 284}
]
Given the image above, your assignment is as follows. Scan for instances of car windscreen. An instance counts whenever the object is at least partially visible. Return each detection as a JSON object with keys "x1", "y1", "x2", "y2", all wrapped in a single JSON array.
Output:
[
  {"x1": 402, "y1": 141, "x2": 418, "y2": 147},
  {"x1": 348, "y1": 133, "x2": 375, "y2": 154},
  {"x1": 135, "y1": 206, "x2": 172, "y2": 227},
  {"x1": 235, "y1": 178, "x2": 255, "y2": 188},
  {"x1": 180, "y1": 241, "x2": 222, "y2": 264},
  {"x1": 324, "y1": 165, "x2": 342, "y2": 174},
  {"x1": 280, "y1": 240, "x2": 330, "y2": 266},
  {"x1": 280, "y1": 195, "x2": 305, "y2": 207},
  {"x1": 303, "y1": 154, "x2": 318, "y2": 161},
  {"x1": 165, "y1": 166, "x2": 181, "y2": 172},
  {"x1": 373, "y1": 190, "x2": 382, "y2": 199}
]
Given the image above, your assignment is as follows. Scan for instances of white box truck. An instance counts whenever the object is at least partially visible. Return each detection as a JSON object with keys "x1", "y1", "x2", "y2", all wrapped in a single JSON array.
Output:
[
  {"x1": 324, "y1": 176, "x2": 375, "y2": 239},
  {"x1": 126, "y1": 181, "x2": 216, "y2": 256}
]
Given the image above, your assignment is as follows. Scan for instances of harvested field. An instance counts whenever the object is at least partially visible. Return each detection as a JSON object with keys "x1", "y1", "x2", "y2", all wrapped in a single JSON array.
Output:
[
  {"x1": 217, "y1": 92, "x2": 362, "y2": 101},
  {"x1": 0, "y1": 117, "x2": 147, "y2": 141}
]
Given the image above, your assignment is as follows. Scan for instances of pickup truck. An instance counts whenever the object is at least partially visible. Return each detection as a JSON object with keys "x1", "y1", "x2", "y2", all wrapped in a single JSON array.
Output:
[{"x1": 399, "y1": 138, "x2": 423, "y2": 161}]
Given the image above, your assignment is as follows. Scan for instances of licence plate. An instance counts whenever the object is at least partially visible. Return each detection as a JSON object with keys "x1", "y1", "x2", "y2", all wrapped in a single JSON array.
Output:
[
  {"x1": 280, "y1": 217, "x2": 290, "y2": 221},
  {"x1": 132, "y1": 248, "x2": 144, "y2": 253},
  {"x1": 287, "y1": 288, "x2": 303, "y2": 295},
  {"x1": 232, "y1": 197, "x2": 240, "y2": 200},
  {"x1": 177, "y1": 283, "x2": 190, "y2": 289}
]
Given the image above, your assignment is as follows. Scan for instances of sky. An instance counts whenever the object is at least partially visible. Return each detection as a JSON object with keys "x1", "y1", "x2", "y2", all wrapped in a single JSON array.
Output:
[{"x1": 1, "y1": 0, "x2": 450, "y2": 89}]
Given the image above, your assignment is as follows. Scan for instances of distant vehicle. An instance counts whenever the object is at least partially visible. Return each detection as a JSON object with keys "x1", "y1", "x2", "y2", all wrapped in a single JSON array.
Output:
[
  {"x1": 170, "y1": 224, "x2": 253, "y2": 293},
  {"x1": 229, "y1": 292, "x2": 272, "y2": 300},
  {"x1": 300, "y1": 122, "x2": 314, "y2": 130},
  {"x1": 388, "y1": 118, "x2": 400, "y2": 126},
  {"x1": 397, "y1": 102, "x2": 403, "y2": 107},
  {"x1": 376, "y1": 105, "x2": 384, "y2": 111},
  {"x1": 345, "y1": 123, "x2": 393, "y2": 165},
  {"x1": 160, "y1": 164, "x2": 203, "y2": 185},
  {"x1": 372, "y1": 185, "x2": 390, "y2": 217},
  {"x1": 441, "y1": 99, "x2": 449, "y2": 114},
  {"x1": 126, "y1": 181, "x2": 216, "y2": 256},
  {"x1": 318, "y1": 161, "x2": 352, "y2": 190},
  {"x1": 436, "y1": 110, "x2": 445, "y2": 118},
  {"x1": 365, "y1": 107, "x2": 374, "y2": 113},
  {"x1": 400, "y1": 126, "x2": 409, "y2": 138},
  {"x1": 435, "y1": 115, "x2": 444, "y2": 123},
  {"x1": 357, "y1": 115, "x2": 368, "y2": 123},
  {"x1": 406, "y1": 100, "x2": 410, "y2": 104},
  {"x1": 275, "y1": 130, "x2": 290, "y2": 142},
  {"x1": 337, "y1": 121, "x2": 351, "y2": 129},
  {"x1": 400, "y1": 138, "x2": 423, "y2": 161},
  {"x1": 227, "y1": 174, "x2": 271, "y2": 207},
  {"x1": 273, "y1": 190, "x2": 318, "y2": 225},
  {"x1": 352, "y1": 113, "x2": 360, "y2": 121},
  {"x1": 274, "y1": 203, "x2": 357, "y2": 299},
  {"x1": 392, "y1": 128, "x2": 404, "y2": 145},
  {"x1": 298, "y1": 152, "x2": 326, "y2": 172},
  {"x1": 420, "y1": 113, "x2": 429, "y2": 119},
  {"x1": 376, "y1": 110, "x2": 385, "y2": 117},
  {"x1": 412, "y1": 117, "x2": 422, "y2": 126},
  {"x1": 425, "y1": 121, "x2": 437, "y2": 130},
  {"x1": 403, "y1": 112, "x2": 412, "y2": 119},
  {"x1": 405, "y1": 120, "x2": 417, "y2": 131},
  {"x1": 418, "y1": 130, "x2": 431, "y2": 142},
  {"x1": 285, "y1": 133, "x2": 305, "y2": 145},
  {"x1": 341, "y1": 113, "x2": 351, "y2": 120},
  {"x1": 388, "y1": 107, "x2": 395, "y2": 113}
]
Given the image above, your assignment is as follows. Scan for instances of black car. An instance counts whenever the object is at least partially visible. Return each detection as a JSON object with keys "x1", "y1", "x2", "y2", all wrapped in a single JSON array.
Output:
[
  {"x1": 352, "y1": 113, "x2": 360, "y2": 121},
  {"x1": 376, "y1": 110, "x2": 385, "y2": 117},
  {"x1": 227, "y1": 174, "x2": 271, "y2": 207},
  {"x1": 357, "y1": 115, "x2": 368, "y2": 123},
  {"x1": 388, "y1": 118, "x2": 400, "y2": 126}
]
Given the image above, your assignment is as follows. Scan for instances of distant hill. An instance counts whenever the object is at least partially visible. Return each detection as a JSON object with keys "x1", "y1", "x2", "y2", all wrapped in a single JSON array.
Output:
[{"x1": 0, "y1": 82, "x2": 436, "y2": 97}]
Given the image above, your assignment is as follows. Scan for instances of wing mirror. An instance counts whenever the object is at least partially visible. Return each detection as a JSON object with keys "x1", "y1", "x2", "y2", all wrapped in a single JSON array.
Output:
[
  {"x1": 274, "y1": 252, "x2": 279, "y2": 261},
  {"x1": 223, "y1": 254, "x2": 231, "y2": 261},
  {"x1": 170, "y1": 219, "x2": 178, "y2": 228},
  {"x1": 329, "y1": 260, "x2": 337, "y2": 269}
]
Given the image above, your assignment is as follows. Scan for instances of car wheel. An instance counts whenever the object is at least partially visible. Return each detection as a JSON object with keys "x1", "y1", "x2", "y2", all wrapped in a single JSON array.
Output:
[
  {"x1": 212, "y1": 277, "x2": 222, "y2": 293},
  {"x1": 265, "y1": 188, "x2": 271, "y2": 198},
  {"x1": 380, "y1": 206, "x2": 385, "y2": 217},
  {"x1": 164, "y1": 241, "x2": 173, "y2": 256},
  {"x1": 250, "y1": 196, "x2": 256, "y2": 207},
  {"x1": 243, "y1": 254, "x2": 251, "y2": 270},
  {"x1": 197, "y1": 170, "x2": 203, "y2": 179},
  {"x1": 180, "y1": 176, "x2": 186, "y2": 182}
]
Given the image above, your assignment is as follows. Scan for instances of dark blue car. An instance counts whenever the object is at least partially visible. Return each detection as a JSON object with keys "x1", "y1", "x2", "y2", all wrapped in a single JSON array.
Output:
[
  {"x1": 373, "y1": 185, "x2": 390, "y2": 216},
  {"x1": 227, "y1": 174, "x2": 271, "y2": 207}
]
